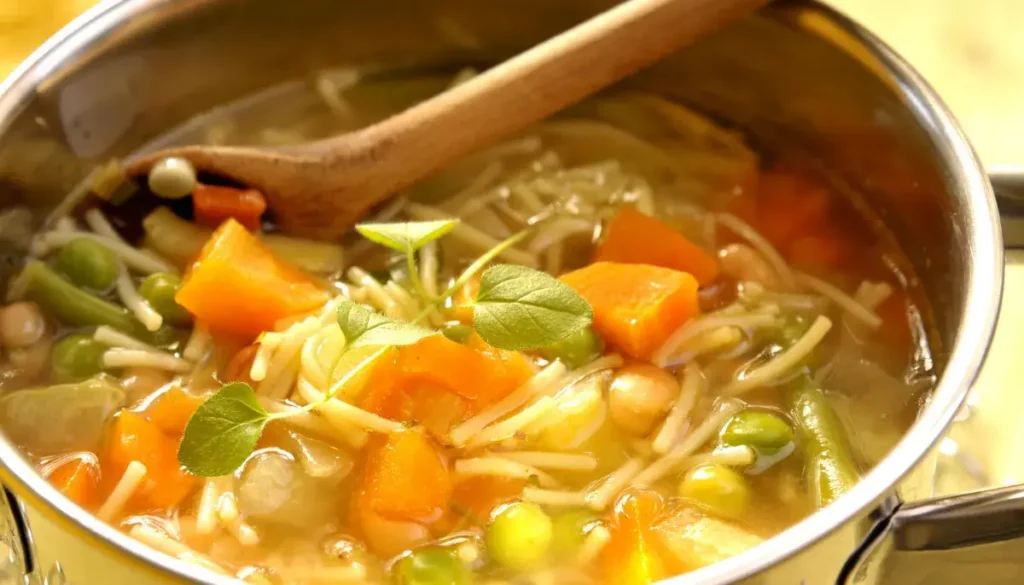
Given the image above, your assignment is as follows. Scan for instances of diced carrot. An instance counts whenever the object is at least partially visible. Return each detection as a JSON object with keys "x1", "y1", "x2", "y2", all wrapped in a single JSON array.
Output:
[
  {"x1": 45, "y1": 455, "x2": 100, "y2": 508},
  {"x1": 596, "y1": 206, "x2": 718, "y2": 286},
  {"x1": 397, "y1": 336, "x2": 491, "y2": 401},
  {"x1": 362, "y1": 428, "x2": 450, "y2": 523},
  {"x1": 104, "y1": 411, "x2": 196, "y2": 512},
  {"x1": 192, "y1": 184, "x2": 267, "y2": 232},
  {"x1": 175, "y1": 219, "x2": 329, "y2": 336},
  {"x1": 445, "y1": 275, "x2": 480, "y2": 323},
  {"x1": 602, "y1": 489, "x2": 670, "y2": 585},
  {"x1": 224, "y1": 344, "x2": 259, "y2": 385},
  {"x1": 141, "y1": 386, "x2": 204, "y2": 437},
  {"x1": 465, "y1": 333, "x2": 537, "y2": 405},
  {"x1": 561, "y1": 262, "x2": 700, "y2": 361},
  {"x1": 337, "y1": 346, "x2": 400, "y2": 404}
]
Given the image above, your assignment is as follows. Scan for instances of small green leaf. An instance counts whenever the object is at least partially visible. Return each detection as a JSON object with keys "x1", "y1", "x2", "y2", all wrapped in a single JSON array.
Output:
[
  {"x1": 473, "y1": 264, "x2": 593, "y2": 351},
  {"x1": 355, "y1": 219, "x2": 459, "y2": 254},
  {"x1": 336, "y1": 300, "x2": 437, "y2": 348},
  {"x1": 178, "y1": 383, "x2": 269, "y2": 477}
]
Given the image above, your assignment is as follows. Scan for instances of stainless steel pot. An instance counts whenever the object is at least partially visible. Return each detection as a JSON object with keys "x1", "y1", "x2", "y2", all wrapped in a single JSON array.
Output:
[{"x1": 0, "y1": 1, "x2": 1008, "y2": 584}]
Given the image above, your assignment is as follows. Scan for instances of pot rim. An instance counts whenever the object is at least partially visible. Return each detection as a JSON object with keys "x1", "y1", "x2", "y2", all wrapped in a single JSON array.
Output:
[{"x1": 0, "y1": 1, "x2": 1003, "y2": 583}]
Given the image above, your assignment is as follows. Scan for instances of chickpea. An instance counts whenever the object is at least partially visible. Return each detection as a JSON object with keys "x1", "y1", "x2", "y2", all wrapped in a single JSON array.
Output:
[
  {"x1": 7, "y1": 336, "x2": 52, "y2": 382},
  {"x1": 608, "y1": 363, "x2": 677, "y2": 436},
  {"x1": 0, "y1": 302, "x2": 45, "y2": 348},
  {"x1": 718, "y1": 243, "x2": 780, "y2": 289}
]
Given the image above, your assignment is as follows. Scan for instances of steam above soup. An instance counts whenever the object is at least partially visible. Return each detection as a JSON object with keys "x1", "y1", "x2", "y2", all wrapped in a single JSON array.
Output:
[{"x1": 0, "y1": 70, "x2": 932, "y2": 585}]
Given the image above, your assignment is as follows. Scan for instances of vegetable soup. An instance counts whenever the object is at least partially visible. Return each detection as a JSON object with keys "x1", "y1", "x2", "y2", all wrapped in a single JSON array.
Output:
[{"x1": 0, "y1": 71, "x2": 934, "y2": 585}]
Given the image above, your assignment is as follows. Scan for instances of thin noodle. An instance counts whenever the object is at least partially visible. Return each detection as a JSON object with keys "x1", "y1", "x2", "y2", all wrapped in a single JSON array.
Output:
[
  {"x1": 652, "y1": 362, "x2": 702, "y2": 454},
  {"x1": 467, "y1": 397, "x2": 557, "y2": 449},
  {"x1": 496, "y1": 451, "x2": 598, "y2": 471},
  {"x1": 797, "y1": 273, "x2": 882, "y2": 329},
  {"x1": 724, "y1": 315, "x2": 833, "y2": 395},
  {"x1": 115, "y1": 264, "x2": 162, "y2": 332},
  {"x1": 97, "y1": 461, "x2": 147, "y2": 521},
  {"x1": 33, "y1": 231, "x2": 175, "y2": 274},
  {"x1": 522, "y1": 487, "x2": 589, "y2": 508},
  {"x1": 195, "y1": 479, "x2": 220, "y2": 536},
  {"x1": 182, "y1": 325, "x2": 212, "y2": 362},
  {"x1": 653, "y1": 314, "x2": 776, "y2": 367},
  {"x1": 716, "y1": 213, "x2": 794, "y2": 288},
  {"x1": 576, "y1": 525, "x2": 611, "y2": 566},
  {"x1": 632, "y1": 399, "x2": 744, "y2": 487},
  {"x1": 450, "y1": 361, "x2": 568, "y2": 447},
  {"x1": 454, "y1": 457, "x2": 560, "y2": 489},
  {"x1": 585, "y1": 458, "x2": 644, "y2": 511},
  {"x1": 103, "y1": 349, "x2": 192, "y2": 373}
]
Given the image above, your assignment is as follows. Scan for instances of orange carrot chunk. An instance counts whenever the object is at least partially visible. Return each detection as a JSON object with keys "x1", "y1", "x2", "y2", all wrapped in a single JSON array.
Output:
[
  {"x1": 192, "y1": 184, "x2": 267, "y2": 232},
  {"x1": 175, "y1": 219, "x2": 328, "y2": 336},
  {"x1": 397, "y1": 336, "x2": 491, "y2": 401},
  {"x1": 561, "y1": 262, "x2": 700, "y2": 361},
  {"x1": 596, "y1": 206, "x2": 718, "y2": 287},
  {"x1": 104, "y1": 411, "x2": 196, "y2": 511},
  {"x1": 602, "y1": 489, "x2": 670, "y2": 585},
  {"x1": 363, "y1": 428, "x2": 450, "y2": 523},
  {"x1": 141, "y1": 386, "x2": 205, "y2": 437},
  {"x1": 46, "y1": 455, "x2": 101, "y2": 508}
]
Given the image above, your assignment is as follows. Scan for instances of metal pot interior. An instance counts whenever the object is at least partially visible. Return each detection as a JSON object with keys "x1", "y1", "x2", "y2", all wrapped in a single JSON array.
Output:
[{"x1": 0, "y1": 0, "x2": 1001, "y2": 583}]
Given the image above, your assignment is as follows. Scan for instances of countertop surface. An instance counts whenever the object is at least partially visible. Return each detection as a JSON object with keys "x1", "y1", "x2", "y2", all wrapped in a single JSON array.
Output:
[{"x1": 2, "y1": 0, "x2": 1022, "y2": 493}]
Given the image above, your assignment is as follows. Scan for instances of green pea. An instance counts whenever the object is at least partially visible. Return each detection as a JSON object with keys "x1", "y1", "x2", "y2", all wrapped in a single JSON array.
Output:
[
  {"x1": 395, "y1": 548, "x2": 471, "y2": 585},
  {"x1": 549, "y1": 510, "x2": 596, "y2": 557},
  {"x1": 138, "y1": 273, "x2": 191, "y2": 326},
  {"x1": 55, "y1": 239, "x2": 118, "y2": 291},
  {"x1": 678, "y1": 464, "x2": 751, "y2": 520},
  {"x1": 50, "y1": 334, "x2": 106, "y2": 382},
  {"x1": 720, "y1": 410, "x2": 794, "y2": 453},
  {"x1": 538, "y1": 326, "x2": 603, "y2": 369},
  {"x1": 486, "y1": 501, "x2": 552, "y2": 570},
  {"x1": 442, "y1": 322, "x2": 473, "y2": 344}
]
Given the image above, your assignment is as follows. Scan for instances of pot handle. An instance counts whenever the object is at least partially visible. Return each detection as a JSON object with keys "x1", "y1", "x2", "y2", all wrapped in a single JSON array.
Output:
[
  {"x1": 839, "y1": 484, "x2": 1024, "y2": 585},
  {"x1": 838, "y1": 170, "x2": 1024, "y2": 584},
  {"x1": 990, "y1": 168, "x2": 1024, "y2": 247}
]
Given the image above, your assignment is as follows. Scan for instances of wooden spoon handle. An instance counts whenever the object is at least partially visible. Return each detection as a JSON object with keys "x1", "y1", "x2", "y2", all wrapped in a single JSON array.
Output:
[{"x1": 346, "y1": 0, "x2": 769, "y2": 189}]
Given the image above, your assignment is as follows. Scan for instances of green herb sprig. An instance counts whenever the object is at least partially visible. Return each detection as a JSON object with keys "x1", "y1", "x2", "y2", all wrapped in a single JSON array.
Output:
[{"x1": 178, "y1": 218, "x2": 594, "y2": 476}]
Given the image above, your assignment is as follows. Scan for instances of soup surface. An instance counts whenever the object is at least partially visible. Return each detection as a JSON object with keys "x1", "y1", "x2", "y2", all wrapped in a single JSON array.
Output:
[{"x1": 0, "y1": 70, "x2": 934, "y2": 585}]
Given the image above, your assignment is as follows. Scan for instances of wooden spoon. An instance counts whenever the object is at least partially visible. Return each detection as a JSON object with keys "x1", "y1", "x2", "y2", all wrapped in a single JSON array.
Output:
[{"x1": 126, "y1": 0, "x2": 769, "y2": 240}]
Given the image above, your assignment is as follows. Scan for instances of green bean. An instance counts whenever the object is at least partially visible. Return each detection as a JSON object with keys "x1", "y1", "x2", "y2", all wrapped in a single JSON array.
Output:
[
  {"x1": 720, "y1": 410, "x2": 794, "y2": 453},
  {"x1": 138, "y1": 273, "x2": 191, "y2": 326},
  {"x1": 54, "y1": 238, "x2": 118, "y2": 291},
  {"x1": 785, "y1": 375, "x2": 859, "y2": 506},
  {"x1": 50, "y1": 334, "x2": 106, "y2": 382},
  {"x1": 538, "y1": 326, "x2": 603, "y2": 369},
  {"x1": 19, "y1": 261, "x2": 146, "y2": 337}
]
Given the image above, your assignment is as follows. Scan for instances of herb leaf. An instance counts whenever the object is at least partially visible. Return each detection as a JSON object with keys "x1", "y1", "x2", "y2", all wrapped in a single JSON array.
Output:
[
  {"x1": 337, "y1": 300, "x2": 437, "y2": 348},
  {"x1": 356, "y1": 220, "x2": 459, "y2": 254},
  {"x1": 178, "y1": 383, "x2": 269, "y2": 477},
  {"x1": 473, "y1": 264, "x2": 593, "y2": 351}
]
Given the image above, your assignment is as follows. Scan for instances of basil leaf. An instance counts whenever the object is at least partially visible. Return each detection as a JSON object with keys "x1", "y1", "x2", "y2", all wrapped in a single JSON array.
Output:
[
  {"x1": 473, "y1": 264, "x2": 593, "y2": 351},
  {"x1": 178, "y1": 383, "x2": 269, "y2": 477},
  {"x1": 337, "y1": 300, "x2": 437, "y2": 348},
  {"x1": 355, "y1": 219, "x2": 459, "y2": 254}
]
